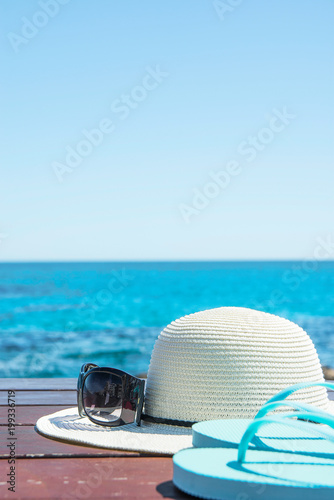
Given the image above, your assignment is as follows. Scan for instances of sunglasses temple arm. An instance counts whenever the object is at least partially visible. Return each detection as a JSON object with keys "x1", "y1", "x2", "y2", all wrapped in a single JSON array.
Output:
[{"x1": 135, "y1": 379, "x2": 146, "y2": 426}]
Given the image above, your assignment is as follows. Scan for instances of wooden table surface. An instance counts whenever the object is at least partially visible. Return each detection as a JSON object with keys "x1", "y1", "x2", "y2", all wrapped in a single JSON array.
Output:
[
  {"x1": 0, "y1": 378, "x2": 191, "y2": 500},
  {"x1": 1, "y1": 379, "x2": 333, "y2": 499}
]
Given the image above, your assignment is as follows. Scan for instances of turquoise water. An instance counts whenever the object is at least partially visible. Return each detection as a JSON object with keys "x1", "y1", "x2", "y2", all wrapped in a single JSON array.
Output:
[{"x1": 0, "y1": 261, "x2": 333, "y2": 377}]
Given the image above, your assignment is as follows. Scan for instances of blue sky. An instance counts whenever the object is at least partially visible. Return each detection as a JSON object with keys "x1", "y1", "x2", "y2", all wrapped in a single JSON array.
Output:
[{"x1": 0, "y1": 0, "x2": 333, "y2": 261}]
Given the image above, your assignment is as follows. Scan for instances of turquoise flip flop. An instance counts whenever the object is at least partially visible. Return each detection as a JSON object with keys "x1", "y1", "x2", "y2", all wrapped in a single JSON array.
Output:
[
  {"x1": 193, "y1": 381, "x2": 334, "y2": 455},
  {"x1": 173, "y1": 382, "x2": 334, "y2": 499},
  {"x1": 173, "y1": 413, "x2": 334, "y2": 500}
]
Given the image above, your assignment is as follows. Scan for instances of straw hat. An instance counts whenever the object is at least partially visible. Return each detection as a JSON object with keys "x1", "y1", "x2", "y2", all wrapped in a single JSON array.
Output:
[{"x1": 36, "y1": 307, "x2": 334, "y2": 455}]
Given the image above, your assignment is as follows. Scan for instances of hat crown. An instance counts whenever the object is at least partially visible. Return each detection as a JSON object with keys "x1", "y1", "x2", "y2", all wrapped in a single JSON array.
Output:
[{"x1": 144, "y1": 307, "x2": 328, "y2": 421}]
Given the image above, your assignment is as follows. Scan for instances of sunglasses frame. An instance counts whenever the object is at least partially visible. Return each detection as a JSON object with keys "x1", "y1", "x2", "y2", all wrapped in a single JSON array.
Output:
[{"x1": 77, "y1": 363, "x2": 145, "y2": 427}]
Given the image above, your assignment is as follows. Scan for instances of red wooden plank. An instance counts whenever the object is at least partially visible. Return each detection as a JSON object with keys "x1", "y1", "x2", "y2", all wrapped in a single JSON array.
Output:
[
  {"x1": 0, "y1": 378, "x2": 76, "y2": 391},
  {"x1": 0, "y1": 391, "x2": 76, "y2": 406},
  {"x1": 0, "y1": 406, "x2": 73, "y2": 426},
  {"x1": 0, "y1": 457, "x2": 189, "y2": 499},
  {"x1": 0, "y1": 426, "x2": 141, "y2": 458}
]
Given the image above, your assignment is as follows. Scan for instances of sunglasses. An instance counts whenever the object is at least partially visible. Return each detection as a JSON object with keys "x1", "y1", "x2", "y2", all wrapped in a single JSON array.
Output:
[{"x1": 77, "y1": 363, "x2": 146, "y2": 427}]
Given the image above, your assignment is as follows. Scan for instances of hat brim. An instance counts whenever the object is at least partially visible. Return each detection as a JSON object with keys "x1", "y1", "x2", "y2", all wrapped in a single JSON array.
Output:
[
  {"x1": 35, "y1": 400, "x2": 334, "y2": 456},
  {"x1": 35, "y1": 407, "x2": 193, "y2": 455}
]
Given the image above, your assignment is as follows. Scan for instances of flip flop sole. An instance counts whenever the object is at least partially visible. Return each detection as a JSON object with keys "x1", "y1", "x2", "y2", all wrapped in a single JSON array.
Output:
[
  {"x1": 193, "y1": 419, "x2": 334, "y2": 455},
  {"x1": 173, "y1": 447, "x2": 334, "y2": 500}
]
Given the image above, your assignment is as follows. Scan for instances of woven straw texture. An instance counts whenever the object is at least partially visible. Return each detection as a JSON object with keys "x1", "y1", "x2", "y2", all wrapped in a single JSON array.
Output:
[{"x1": 144, "y1": 307, "x2": 330, "y2": 421}]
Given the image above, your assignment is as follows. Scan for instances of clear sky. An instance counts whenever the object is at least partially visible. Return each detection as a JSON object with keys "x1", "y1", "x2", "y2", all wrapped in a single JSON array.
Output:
[{"x1": 0, "y1": 0, "x2": 333, "y2": 261}]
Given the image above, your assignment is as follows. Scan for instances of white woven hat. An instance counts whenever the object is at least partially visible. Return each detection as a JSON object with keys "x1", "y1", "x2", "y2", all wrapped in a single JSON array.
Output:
[{"x1": 36, "y1": 307, "x2": 334, "y2": 455}]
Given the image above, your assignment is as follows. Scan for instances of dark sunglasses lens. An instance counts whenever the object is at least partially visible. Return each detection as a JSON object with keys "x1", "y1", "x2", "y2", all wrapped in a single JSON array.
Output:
[{"x1": 83, "y1": 372, "x2": 123, "y2": 423}]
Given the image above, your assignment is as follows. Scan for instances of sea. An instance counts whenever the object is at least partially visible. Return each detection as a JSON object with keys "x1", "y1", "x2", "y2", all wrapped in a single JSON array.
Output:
[{"x1": 0, "y1": 261, "x2": 333, "y2": 378}]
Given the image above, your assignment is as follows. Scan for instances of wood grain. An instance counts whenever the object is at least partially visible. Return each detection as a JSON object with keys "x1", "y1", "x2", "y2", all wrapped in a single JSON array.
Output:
[
  {"x1": 0, "y1": 425, "x2": 141, "y2": 458},
  {"x1": 0, "y1": 457, "x2": 190, "y2": 499},
  {"x1": 0, "y1": 378, "x2": 76, "y2": 391},
  {"x1": 0, "y1": 406, "x2": 73, "y2": 426},
  {"x1": 0, "y1": 391, "x2": 76, "y2": 406}
]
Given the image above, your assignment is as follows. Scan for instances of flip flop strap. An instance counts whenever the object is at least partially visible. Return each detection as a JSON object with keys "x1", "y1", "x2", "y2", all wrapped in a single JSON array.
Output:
[
  {"x1": 263, "y1": 381, "x2": 334, "y2": 405},
  {"x1": 238, "y1": 412, "x2": 334, "y2": 463},
  {"x1": 255, "y1": 399, "x2": 332, "y2": 419}
]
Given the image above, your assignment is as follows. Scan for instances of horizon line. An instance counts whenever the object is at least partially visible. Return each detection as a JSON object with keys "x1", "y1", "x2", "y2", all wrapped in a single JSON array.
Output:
[{"x1": 1, "y1": 259, "x2": 334, "y2": 264}]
